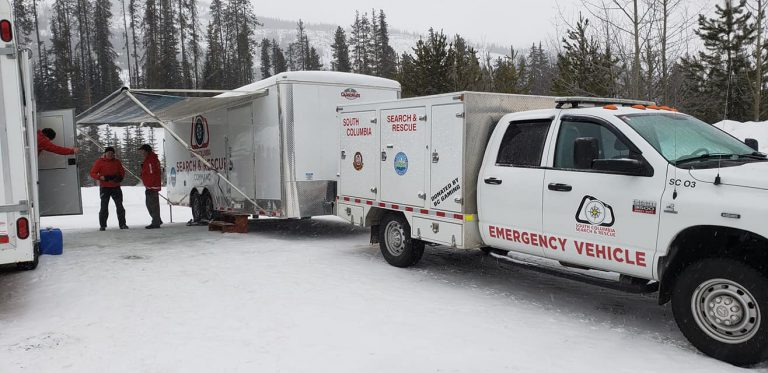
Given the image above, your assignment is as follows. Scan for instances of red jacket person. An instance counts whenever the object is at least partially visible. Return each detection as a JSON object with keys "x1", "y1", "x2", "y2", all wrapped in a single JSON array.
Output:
[
  {"x1": 90, "y1": 146, "x2": 128, "y2": 230},
  {"x1": 37, "y1": 128, "x2": 78, "y2": 155},
  {"x1": 140, "y1": 144, "x2": 163, "y2": 229}
]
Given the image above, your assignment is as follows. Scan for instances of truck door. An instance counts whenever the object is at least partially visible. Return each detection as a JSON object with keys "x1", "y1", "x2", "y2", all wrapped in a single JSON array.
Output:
[
  {"x1": 541, "y1": 116, "x2": 664, "y2": 278},
  {"x1": 339, "y1": 110, "x2": 378, "y2": 200},
  {"x1": 477, "y1": 118, "x2": 554, "y2": 256},
  {"x1": 37, "y1": 109, "x2": 83, "y2": 216},
  {"x1": 380, "y1": 107, "x2": 427, "y2": 207}
]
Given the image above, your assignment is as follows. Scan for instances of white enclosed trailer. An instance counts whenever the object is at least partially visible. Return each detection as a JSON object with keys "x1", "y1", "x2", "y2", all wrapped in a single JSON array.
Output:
[
  {"x1": 77, "y1": 72, "x2": 401, "y2": 220},
  {"x1": 0, "y1": 0, "x2": 80, "y2": 269},
  {"x1": 336, "y1": 92, "x2": 554, "y2": 248}
]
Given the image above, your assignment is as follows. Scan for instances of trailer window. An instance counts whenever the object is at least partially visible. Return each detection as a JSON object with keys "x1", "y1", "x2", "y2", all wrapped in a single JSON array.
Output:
[{"x1": 496, "y1": 120, "x2": 552, "y2": 167}]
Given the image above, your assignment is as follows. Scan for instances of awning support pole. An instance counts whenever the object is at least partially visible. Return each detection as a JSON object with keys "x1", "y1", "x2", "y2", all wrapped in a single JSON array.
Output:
[{"x1": 122, "y1": 90, "x2": 265, "y2": 214}]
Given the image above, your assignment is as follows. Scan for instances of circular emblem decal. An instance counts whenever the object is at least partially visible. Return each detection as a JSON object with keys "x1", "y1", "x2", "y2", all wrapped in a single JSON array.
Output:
[
  {"x1": 394, "y1": 152, "x2": 408, "y2": 176},
  {"x1": 353, "y1": 152, "x2": 364, "y2": 171},
  {"x1": 194, "y1": 117, "x2": 206, "y2": 146},
  {"x1": 169, "y1": 167, "x2": 177, "y2": 187},
  {"x1": 585, "y1": 200, "x2": 607, "y2": 225}
]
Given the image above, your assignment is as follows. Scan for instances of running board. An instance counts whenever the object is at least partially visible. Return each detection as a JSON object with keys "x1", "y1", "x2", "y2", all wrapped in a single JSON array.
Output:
[{"x1": 489, "y1": 249, "x2": 659, "y2": 294}]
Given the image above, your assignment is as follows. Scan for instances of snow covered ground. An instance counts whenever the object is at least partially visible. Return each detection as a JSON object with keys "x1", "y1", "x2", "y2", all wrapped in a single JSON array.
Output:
[{"x1": 0, "y1": 187, "x2": 763, "y2": 372}]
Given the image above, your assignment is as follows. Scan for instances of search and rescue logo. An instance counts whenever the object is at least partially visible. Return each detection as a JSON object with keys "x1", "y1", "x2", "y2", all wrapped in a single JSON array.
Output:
[
  {"x1": 394, "y1": 152, "x2": 408, "y2": 175},
  {"x1": 353, "y1": 152, "x2": 364, "y2": 171},
  {"x1": 190, "y1": 115, "x2": 210, "y2": 149},
  {"x1": 341, "y1": 88, "x2": 361, "y2": 100},
  {"x1": 576, "y1": 196, "x2": 615, "y2": 227}
]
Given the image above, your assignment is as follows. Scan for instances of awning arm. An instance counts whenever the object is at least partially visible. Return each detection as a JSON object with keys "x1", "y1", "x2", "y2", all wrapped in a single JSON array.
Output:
[{"x1": 123, "y1": 90, "x2": 265, "y2": 214}]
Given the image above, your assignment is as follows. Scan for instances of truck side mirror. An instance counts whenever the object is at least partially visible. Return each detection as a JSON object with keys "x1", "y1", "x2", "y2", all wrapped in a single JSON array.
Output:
[
  {"x1": 573, "y1": 137, "x2": 599, "y2": 169},
  {"x1": 745, "y1": 138, "x2": 759, "y2": 151}
]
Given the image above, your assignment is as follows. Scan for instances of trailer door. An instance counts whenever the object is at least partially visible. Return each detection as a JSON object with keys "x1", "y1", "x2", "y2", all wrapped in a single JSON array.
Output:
[
  {"x1": 37, "y1": 109, "x2": 82, "y2": 216},
  {"x1": 380, "y1": 107, "x2": 427, "y2": 207}
]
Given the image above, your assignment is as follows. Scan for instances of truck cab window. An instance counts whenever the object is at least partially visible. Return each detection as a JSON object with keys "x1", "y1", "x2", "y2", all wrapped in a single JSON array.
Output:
[
  {"x1": 495, "y1": 120, "x2": 551, "y2": 167},
  {"x1": 554, "y1": 120, "x2": 631, "y2": 170}
]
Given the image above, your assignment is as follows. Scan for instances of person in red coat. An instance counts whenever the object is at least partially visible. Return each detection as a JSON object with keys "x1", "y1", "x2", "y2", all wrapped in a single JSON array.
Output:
[
  {"x1": 37, "y1": 128, "x2": 79, "y2": 155},
  {"x1": 90, "y1": 147, "x2": 128, "y2": 231},
  {"x1": 139, "y1": 144, "x2": 163, "y2": 229}
]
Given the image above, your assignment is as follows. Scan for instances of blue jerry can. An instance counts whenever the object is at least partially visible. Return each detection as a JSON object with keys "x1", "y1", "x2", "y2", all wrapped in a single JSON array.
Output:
[{"x1": 39, "y1": 228, "x2": 63, "y2": 255}]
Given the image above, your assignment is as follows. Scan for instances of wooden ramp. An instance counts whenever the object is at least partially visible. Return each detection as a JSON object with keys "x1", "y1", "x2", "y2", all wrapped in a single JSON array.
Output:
[{"x1": 208, "y1": 213, "x2": 250, "y2": 233}]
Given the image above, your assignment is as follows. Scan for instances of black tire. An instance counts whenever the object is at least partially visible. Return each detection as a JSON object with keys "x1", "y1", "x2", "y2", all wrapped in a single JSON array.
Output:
[
  {"x1": 190, "y1": 191, "x2": 202, "y2": 222},
  {"x1": 671, "y1": 258, "x2": 768, "y2": 366},
  {"x1": 378, "y1": 213, "x2": 424, "y2": 268},
  {"x1": 200, "y1": 192, "x2": 215, "y2": 222},
  {"x1": 16, "y1": 242, "x2": 40, "y2": 271}
]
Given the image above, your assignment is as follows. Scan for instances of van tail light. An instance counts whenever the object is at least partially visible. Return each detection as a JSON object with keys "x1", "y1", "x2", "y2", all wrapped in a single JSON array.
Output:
[
  {"x1": 16, "y1": 217, "x2": 29, "y2": 240},
  {"x1": 0, "y1": 20, "x2": 12, "y2": 43}
]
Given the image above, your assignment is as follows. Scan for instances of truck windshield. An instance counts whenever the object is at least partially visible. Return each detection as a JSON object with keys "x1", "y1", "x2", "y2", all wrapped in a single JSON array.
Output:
[{"x1": 619, "y1": 113, "x2": 758, "y2": 165}]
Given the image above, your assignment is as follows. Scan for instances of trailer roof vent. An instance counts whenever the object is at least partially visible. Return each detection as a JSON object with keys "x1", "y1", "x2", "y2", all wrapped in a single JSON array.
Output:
[
  {"x1": 555, "y1": 97, "x2": 655, "y2": 109},
  {"x1": 0, "y1": 20, "x2": 12, "y2": 43}
]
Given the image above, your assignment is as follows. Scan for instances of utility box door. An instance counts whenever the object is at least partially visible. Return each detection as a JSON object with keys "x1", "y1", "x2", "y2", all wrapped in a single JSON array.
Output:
[
  {"x1": 429, "y1": 103, "x2": 464, "y2": 213},
  {"x1": 38, "y1": 109, "x2": 82, "y2": 216},
  {"x1": 339, "y1": 110, "x2": 378, "y2": 200},
  {"x1": 380, "y1": 107, "x2": 427, "y2": 207}
]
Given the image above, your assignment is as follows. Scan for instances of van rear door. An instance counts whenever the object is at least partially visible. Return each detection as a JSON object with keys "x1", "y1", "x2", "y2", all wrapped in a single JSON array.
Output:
[{"x1": 37, "y1": 109, "x2": 82, "y2": 216}]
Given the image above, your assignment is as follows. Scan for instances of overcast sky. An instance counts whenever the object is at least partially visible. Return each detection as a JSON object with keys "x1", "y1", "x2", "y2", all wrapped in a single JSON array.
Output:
[
  {"x1": 253, "y1": 0, "x2": 723, "y2": 50},
  {"x1": 255, "y1": 0, "x2": 583, "y2": 48}
]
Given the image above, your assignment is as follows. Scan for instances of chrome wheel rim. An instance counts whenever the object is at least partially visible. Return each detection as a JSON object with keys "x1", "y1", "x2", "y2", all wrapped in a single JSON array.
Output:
[
  {"x1": 691, "y1": 278, "x2": 760, "y2": 344},
  {"x1": 384, "y1": 220, "x2": 406, "y2": 256}
]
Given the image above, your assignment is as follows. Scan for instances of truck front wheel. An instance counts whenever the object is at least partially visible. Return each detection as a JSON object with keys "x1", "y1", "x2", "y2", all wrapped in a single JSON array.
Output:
[
  {"x1": 672, "y1": 259, "x2": 768, "y2": 366},
  {"x1": 379, "y1": 213, "x2": 424, "y2": 268}
]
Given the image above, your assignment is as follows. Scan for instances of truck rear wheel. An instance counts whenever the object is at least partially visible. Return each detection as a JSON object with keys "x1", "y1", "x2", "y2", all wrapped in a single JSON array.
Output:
[
  {"x1": 379, "y1": 213, "x2": 424, "y2": 268},
  {"x1": 672, "y1": 259, "x2": 768, "y2": 366}
]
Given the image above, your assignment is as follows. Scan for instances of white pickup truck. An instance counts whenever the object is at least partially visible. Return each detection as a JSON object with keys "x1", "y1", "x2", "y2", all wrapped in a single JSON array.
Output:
[{"x1": 336, "y1": 92, "x2": 768, "y2": 365}]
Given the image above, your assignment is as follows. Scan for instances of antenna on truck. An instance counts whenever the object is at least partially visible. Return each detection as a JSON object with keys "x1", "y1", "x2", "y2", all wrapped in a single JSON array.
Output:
[{"x1": 555, "y1": 97, "x2": 656, "y2": 109}]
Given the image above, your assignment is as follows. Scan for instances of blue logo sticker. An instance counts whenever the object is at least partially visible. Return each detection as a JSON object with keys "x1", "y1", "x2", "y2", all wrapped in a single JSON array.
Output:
[
  {"x1": 394, "y1": 152, "x2": 408, "y2": 175},
  {"x1": 169, "y1": 167, "x2": 177, "y2": 187}
]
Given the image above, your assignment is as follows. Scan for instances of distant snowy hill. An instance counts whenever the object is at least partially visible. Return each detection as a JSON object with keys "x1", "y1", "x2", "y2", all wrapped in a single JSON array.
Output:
[{"x1": 252, "y1": 16, "x2": 509, "y2": 79}]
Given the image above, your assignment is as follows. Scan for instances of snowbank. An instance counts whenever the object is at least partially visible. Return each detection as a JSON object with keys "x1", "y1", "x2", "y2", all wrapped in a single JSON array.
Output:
[{"x1": 714, "y1": 120, "x2": 768, "y2": 153}]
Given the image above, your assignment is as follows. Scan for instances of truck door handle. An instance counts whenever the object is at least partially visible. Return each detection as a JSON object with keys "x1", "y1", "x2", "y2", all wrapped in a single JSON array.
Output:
[
  {"x1": 484, "y1": 177, "x2": 502, "y2": 185},
  {"x1": 548, "y1": 183, "x2": 572, "y2": 192}
]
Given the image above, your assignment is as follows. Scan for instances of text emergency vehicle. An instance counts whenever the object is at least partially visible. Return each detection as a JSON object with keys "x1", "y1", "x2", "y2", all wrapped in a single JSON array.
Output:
[
  {"x1": 336, "y1": 92, "x2": 768, "y2": 366},
  {"x1": 0, "y1": 0, "x2": 81, "y2": 270}
]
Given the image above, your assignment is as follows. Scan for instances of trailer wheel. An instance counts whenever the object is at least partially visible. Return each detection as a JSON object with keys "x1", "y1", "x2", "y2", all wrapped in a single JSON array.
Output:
[
  {"x1": 190, "y1": 191, "x2": 202, "y2": 222},
  {"x1": 672, "y1": 259, "x2": 768, "y2": 366},
  {"x1": 16, "y1": 242, "x2": 40, "y2": 271},
  {"x1": 378, "y1": 213, "x2": 424, "y2": 268},
  {"x1": 200, "y1": 191, "x2": 215, "y2": 222}
]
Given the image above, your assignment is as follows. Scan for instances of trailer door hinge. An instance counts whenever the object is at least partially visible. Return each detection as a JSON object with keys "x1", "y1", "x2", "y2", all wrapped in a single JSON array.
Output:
[
  {"x1": 370, "y1": 187, "x2": 377, "y2": 194},
  {"x1": 381, "y1": 151, "x2": 387, "y2": 161},
  {"x1": 341, "y1": 150, "x2": 346, "y2": 159},
  {"x1": 419, "y1": 115, "x2": 427, "y2": 121},
  {"x1": 454, "y1": 197, "x2": 463, "y2": 204},
  {"x1": 418, "y1": 192, "x2": 426, "y2": 199},
  {"x1": 370, "y1": 118, "x2": 378, "y2": 124},
  {"x1": 456, "y1": 112, "x2": 465, "y2": 118},
  {"x1": 432, "y1": 151, "x2": 439, "y2": 163}
]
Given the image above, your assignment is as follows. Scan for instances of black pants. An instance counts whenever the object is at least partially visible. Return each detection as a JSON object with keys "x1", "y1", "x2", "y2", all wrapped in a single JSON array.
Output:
[
  {"x1": 99, "y1": 187, "x2": 126, "y2": 228},
  {"x1": 145, "y1": 189, "x2": 162, "y2": 226}
]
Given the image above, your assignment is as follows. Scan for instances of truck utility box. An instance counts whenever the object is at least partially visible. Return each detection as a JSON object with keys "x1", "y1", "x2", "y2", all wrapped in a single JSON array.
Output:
[{"x1": 336, "y1": 92, "x2": 554, "y2": 248}]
